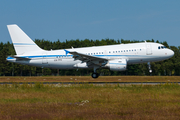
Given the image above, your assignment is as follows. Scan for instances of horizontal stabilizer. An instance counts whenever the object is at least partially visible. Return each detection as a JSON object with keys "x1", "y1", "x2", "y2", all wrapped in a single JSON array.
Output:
[{"x1": 9, "y1": 55, "x2": 31, "y2": 60}]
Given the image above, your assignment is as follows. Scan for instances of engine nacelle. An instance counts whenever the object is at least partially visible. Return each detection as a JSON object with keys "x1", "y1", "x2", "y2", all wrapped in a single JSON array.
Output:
[
  {"x1": 73, "y1": 62, "x2": 88, "y2": 68},
  {"x1": 106, "y1": 59, "x2": 127, "y2": 71}
]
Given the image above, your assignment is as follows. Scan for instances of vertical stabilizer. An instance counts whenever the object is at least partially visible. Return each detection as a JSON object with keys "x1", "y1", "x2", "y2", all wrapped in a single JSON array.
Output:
[{"x1": 7, "y1": 24, "x2": 43, "y2": 55}]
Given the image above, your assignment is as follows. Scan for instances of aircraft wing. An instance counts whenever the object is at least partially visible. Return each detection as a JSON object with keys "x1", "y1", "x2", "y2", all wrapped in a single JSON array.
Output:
[{"x1": 64, "y1": 49, "x2": 108, "y2": 67}]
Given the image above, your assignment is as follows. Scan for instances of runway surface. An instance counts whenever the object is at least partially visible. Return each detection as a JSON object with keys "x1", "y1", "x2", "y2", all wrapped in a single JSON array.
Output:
[{"x1": 0, "y1": 82, "x2": 180, "y2": 85}]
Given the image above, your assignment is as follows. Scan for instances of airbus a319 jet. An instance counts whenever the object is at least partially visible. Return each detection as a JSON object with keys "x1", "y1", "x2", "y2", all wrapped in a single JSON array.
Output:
[{"x1": 6, "y1": 24, "x2": 174, "y2": 78}]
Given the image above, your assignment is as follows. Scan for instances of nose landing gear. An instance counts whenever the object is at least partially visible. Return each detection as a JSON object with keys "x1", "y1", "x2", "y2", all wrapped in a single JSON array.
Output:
[{"x1": 147, "y1": 62, "x2": 152, "y2": 73}]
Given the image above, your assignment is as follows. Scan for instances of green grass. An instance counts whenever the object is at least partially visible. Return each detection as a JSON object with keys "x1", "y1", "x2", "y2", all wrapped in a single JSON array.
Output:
[
  {"x1": 0, "y1": 76, "x2": 180, "y2": 82},
  {"x1": 0, "y1": 83, "x2": 180, "y2": 119}
]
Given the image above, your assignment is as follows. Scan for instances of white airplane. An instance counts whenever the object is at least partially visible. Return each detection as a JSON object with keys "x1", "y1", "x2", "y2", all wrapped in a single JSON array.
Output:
[{"x1": 6, "y1": 24, "x2": 174, "y2": 78}]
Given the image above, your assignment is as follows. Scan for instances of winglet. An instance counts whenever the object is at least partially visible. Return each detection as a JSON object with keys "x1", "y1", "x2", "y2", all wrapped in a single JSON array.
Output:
[{"x1": 64, "y1": 49, "x2": 70, "y2": 55}]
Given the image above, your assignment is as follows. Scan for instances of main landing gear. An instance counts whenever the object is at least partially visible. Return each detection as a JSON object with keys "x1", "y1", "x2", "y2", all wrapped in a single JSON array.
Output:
[
  {"x1": 91, "y1": 67, "x2": 99, "y2": 78},
  {"x1": 91, "y1": 73, "x2": 99, "y2": 78}
]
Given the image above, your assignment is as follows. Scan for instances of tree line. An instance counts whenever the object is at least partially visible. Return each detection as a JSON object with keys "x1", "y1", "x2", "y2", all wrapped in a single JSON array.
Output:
[{"x1": 0, "y1": 39, "x2": 179, "y2": 76}]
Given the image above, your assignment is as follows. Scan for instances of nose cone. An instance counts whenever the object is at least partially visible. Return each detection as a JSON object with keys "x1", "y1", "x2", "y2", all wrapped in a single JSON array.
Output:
[{"x1": 168, "y1": 49, "x2": 174, "y2": 58}]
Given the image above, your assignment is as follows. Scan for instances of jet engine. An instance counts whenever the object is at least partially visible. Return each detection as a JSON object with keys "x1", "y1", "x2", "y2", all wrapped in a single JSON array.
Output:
[
  {"x1": 106, "y1": 59, "x2": 127, "y2": 71},
  {"x1": 74, "y1": 62, "x2": 88, "y2": 68}
]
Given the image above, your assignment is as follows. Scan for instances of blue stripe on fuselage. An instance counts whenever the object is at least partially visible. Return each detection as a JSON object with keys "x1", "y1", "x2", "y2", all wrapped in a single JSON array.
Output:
[{"x1": 6, "y1": 54, "x2": 150, "y2": 60}]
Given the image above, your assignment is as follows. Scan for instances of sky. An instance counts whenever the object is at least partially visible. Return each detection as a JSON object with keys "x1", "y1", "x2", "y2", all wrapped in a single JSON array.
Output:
[{"x1": 0, "y1": 0, "x2": 180, "y2": 46}]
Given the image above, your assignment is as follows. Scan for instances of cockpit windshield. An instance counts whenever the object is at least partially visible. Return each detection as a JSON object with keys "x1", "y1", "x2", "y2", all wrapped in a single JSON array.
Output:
[{"x1": 158, "y1": 46, "x2": 166, "y2": 49}]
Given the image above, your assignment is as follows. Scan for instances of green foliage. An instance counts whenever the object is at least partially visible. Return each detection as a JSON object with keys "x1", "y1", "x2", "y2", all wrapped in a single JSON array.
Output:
[{"x1": 1, "y1": 39, "x2": 180, "y2": 76}]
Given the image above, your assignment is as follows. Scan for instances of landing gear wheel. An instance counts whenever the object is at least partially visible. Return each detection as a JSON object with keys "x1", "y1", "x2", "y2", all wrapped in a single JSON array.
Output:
[
  {"x1": 147, "y1": 62, "x2": 152, "y2": 76},
  {"x1": 91, "y1": 73, "x2": 99, "y2": 78},
  {"x1": 147, "y1": 62, "x2": 152, "y2": 73}
]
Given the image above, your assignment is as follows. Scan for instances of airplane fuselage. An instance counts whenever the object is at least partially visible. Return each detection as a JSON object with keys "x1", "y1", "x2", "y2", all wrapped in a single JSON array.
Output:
[
  {"x1": 7, "y1": 42, "x2": 174, "y2": 69},
  {"x1": 6, "y1": 24, "x2": 174, "y2": 78}
]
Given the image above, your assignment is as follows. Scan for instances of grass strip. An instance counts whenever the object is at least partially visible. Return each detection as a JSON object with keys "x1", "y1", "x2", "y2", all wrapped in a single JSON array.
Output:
[{"x1": 0, "y1": 83, "x2": 180, "y2": 119}]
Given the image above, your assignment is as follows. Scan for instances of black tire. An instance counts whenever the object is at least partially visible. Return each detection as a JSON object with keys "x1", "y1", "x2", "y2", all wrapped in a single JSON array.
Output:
[{"x1": 91, "y1": 73, "x2": 99, "y2": 78}]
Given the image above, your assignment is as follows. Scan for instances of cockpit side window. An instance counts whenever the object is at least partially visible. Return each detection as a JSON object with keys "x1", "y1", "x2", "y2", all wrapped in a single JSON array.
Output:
[{"x1": 158, "y1": 46, "x2": 166, "y2": 49}]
